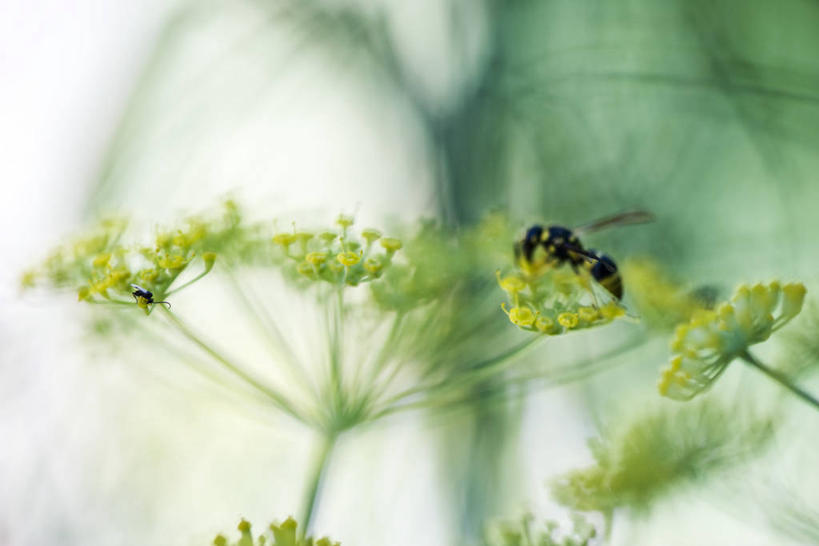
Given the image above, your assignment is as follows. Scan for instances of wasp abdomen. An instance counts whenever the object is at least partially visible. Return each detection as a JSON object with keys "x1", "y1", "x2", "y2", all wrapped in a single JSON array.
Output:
[{"x1": 587, "y1": 250, "x2": 623, "y2": 299}]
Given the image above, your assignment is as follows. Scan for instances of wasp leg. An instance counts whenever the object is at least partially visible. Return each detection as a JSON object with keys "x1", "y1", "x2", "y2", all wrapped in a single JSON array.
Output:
[
  {"x1": 590, "y1": 284, "x2": 600, "y2": 308},
  {"x1": 576, "y1": 269, "x2": 600, "y2": 308}
]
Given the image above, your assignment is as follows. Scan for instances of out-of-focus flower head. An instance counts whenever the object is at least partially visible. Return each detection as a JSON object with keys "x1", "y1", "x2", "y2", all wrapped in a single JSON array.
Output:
[
  {"x1": 620, "y1": 258, "x2": 716, "y2": 331},
  {"x1": 272, "y1": 213, "x2": 400, "y2": 289},
  {"x1": 551, "y1": 400, "x2": 775, "y2": 514},
  {"x1": 212, "y1": 517, "x2": 339, "y2": 546},
  {"x1": 486, "y1": 513, "x2": 597, "y2": 546},
  {"x1": 778, "y1": 302, "x2": 819, "y2": 379},
  {"x1": 658, "y1": 281, "x2": 806, "y2": 400},
  {"x1": 367, "y1": 212, "x2": 513, "y2": 317}
]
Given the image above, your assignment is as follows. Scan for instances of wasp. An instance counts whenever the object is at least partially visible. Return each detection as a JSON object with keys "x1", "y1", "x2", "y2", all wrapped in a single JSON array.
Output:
[
  {"x1": 130, "y1": 284, "x2": 171, "y2": 309},
  {"x1": 514, "y1": 211, "x2": 654, "y2": 300}
]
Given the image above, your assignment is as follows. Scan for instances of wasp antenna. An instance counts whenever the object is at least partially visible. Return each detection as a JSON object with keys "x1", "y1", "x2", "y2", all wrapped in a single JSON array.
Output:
[{"x1": 153, "y1": 301, "x2": 172, "y2": 309}]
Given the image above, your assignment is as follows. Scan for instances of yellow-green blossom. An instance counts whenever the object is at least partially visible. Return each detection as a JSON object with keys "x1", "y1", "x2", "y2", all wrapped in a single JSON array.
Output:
[
  {"x1": 273, "y1": 233, "x2": 297, "y2": 249},
  {"x1": 501, "y1": 304, "x2": 537, "y2": 328},
  {"x1": 380, "y1": 237, "x2": 402, "y2": 253},
  {"x1": 273, "y1": 215, "x2": 400, "y2": 288},
  {"x1": 22, "y1": 201, "x2": 240, "y2": 313},
  {"x1": 336, "y1": 214, "x2": 354, "y2": 229},
  {"x1": 336, "y1": 251, "x2": 361, "y2": 267},
  {"x1": 360, "y1": 228, "x2": 381, "y2": 244},
  {"x1": 212, "y1": 516, "x2": 339, "y2": 546},
  {"x1": 659, "y1": 281, "x2": 806, "y2": 400},
  {"x1": 305, "y1": 251, "x2": 328, "y2": 266},
  {"x1": 497, "y1": 269, "x2": 625, "y2": 336}
]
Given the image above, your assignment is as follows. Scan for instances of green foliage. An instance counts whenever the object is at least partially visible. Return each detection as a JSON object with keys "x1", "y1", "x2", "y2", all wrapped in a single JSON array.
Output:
[
  {"x1": 762, "y1": 487, "x2": 819, "y2": 544},
  {"x1": 551, "y1": 400, "x2": 775, "y2": 514}
]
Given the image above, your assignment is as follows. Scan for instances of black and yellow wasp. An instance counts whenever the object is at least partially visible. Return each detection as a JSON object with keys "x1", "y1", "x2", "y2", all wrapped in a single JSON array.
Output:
[{"x1": 514, "y1": 211, "x2": 654, "y2": 300}]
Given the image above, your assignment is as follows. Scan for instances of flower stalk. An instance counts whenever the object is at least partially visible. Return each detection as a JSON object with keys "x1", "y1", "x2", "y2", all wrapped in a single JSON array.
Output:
[
  {"x1": 299, "y1": 431, "x2": 337, "y2": 539},
  {"x1": 159, "y1": 306, "x2": 308, "y2": 424},
  {"x1": 659, "y1": 281, "x2": 808, "y2": 401},
  {"x1": 740, "y1": 350, "x2": 819, "y2": 412}
]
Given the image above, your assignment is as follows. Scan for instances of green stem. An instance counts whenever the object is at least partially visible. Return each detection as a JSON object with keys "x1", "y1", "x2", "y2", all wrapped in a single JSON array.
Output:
[
  {"x1": 500, "y1": 334, "x2": 647, "y2": 388},
  {"x1": 165, "y1": 263, "x2": 213, "y2": 296},
  {"x1": 159, "y1": 306, "x2": 308, "y2": 424},
  {"x1": 327, "y1": 288, "x2": 345, "y2": 410},
  {"x1": 368, "y1": 336, "x2": 541, "y2": 420},
  {"x1": 369, "y1": 334, "x2": 646, "y2": 421},
  {"x1": 299, "y1": 432, "x2": 337, "y2": 538},
  {"x1": 359, "y1": 311, "x2": 405, "y2": 397},
  {"x1": 740, "y1": 350, "x2": 819, "y2": 412},
  {"x1": 224, "y1": 272, "x2": 316, "y2": 398},
  {"x1": 88, "y1": 299, "x2": 132, "y2": 306}
]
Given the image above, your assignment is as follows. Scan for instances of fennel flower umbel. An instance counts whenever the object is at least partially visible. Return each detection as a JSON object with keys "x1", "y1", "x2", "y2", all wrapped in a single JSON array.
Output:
[
  {"x1": 658, "y1": 281, "x2": 819, "y2": 411},
  {"x1": 22, "y1": 201, "x2": 237, "y2": 313},
  {"x1": 497, "y1": 268, "x2": 625, "y2": 336}
]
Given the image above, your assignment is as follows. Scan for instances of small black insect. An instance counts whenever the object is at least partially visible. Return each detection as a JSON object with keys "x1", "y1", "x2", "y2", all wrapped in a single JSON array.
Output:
[
  {"x1": 514, "y1": 211, "x2": 654, "y2": 300},
  {"x1": 130, "y1": 284, "x2": 171, "y2": 309}
]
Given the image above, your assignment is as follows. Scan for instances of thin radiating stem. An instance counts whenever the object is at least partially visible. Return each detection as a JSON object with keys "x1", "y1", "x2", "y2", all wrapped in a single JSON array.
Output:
[
  {"x1": 370, "y1": 334, "x2": 646, "y2": 419},
  {"x1": 357, "y1": 311, "x2": 405, "y2": 399},
  {"x1": 159, "y1": 306, "x2": 309, "y2": 424},
  {"x1": 224, "y1": 271, "x2": 316, "y2": 399},
  {"x1": 326, "y1": 288, "x2": 345, "y2": 416},
  {"x1": 740, "y1": 350, "x2": 819, "y2": 412},
  {"x1": 367, "y1": 336, "x2": 542, "y2": 421},
  {"x1": 165, "y1": 264, "x2": 213, "y2": 296}
]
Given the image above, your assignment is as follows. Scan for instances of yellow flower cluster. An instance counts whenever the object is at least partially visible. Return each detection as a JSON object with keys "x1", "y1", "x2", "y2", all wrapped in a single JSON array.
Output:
[
  {"x1": 21, "y1": 217, "x2": 128, "y2": 291},
  {"x1": 22, "y1": 202, "x2": 240, "y2": 313},
  {"x1": 497, "y1": 268, "x2": 625, "y2": 335},
  {"x1": 658, "y1": 281, "x2": 807, "y2": 400},
  {"x1": 273, "y1": 214, "x2": 401, "y2": 288},
  {"x1": 212, "y1": 516, "x2": 339, "y2": 546}
]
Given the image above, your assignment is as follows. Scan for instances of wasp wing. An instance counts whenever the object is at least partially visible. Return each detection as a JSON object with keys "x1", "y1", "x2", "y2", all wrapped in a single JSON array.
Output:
[{"x1": 573, "y1": 210, "x2": 655, "y2": 235}]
